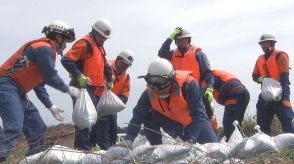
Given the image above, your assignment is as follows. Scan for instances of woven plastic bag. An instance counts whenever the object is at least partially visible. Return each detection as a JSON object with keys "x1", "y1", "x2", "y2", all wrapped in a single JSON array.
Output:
[
  {"x1": 261, "y1": 77, "x2": 282, "y2": 101},
  {"x1": 96, "y1": 88, "x2": 126, "y2": 117},
  {"x1": 73, "y1": 88, "x2": 97, "y2": 130},
  {"x1": 227, "y1": 121, "x2": 244, "y2": 147}
]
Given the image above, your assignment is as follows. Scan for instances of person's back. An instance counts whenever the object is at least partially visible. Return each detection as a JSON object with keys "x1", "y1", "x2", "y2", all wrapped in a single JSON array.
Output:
[{"x1": 210, "y1": 69, "x2": 250, "y2": 140}]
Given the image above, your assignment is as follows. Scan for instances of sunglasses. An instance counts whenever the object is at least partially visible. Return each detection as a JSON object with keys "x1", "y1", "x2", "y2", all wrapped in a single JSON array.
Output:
[{"x1": 144, "y1": 75, "x2": 173, "y2": 91}]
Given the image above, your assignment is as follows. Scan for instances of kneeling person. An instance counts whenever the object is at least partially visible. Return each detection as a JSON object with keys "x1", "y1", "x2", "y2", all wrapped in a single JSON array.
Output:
[{"x1": 124, "y1": 58, "x2": 218, "y2": 147}]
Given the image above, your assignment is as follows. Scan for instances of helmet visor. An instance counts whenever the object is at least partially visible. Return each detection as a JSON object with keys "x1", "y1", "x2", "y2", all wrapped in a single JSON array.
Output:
[
  {"x1": 145, "y1": 75, "x2": 172, "y2": 91},
  {"x1": 63, "y1": 29, "x2": 75, "y2": 43}
]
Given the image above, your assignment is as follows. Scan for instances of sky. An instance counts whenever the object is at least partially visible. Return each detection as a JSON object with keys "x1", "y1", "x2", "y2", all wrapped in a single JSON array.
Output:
[{"x1": 1, "y1": 0, "x2": 294, "y2": 128}]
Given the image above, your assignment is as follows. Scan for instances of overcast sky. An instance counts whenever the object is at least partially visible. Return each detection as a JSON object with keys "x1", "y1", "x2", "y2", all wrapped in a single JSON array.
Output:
[{"x1": 1, "y1": 0, "x2": 294, "y2": 127}]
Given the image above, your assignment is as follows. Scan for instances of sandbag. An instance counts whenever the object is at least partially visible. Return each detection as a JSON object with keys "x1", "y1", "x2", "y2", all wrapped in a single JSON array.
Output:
[
  {"x1": 20, "y1": 145, "x2": 85, "y2": 164},
  {"x1": 233, "y1": 133, "x2": 278, "y2": 159},
  {"x1": 73, "y1": 88, "x2": 97, "y2": 130},
  {"x1": 101, "y1": 146, "x2": 129, "y2": 162},
  {"x1": 203, "y1": 143, "x2": 231, "y2": 161},
  {"x1": 96, "y1": 89, "x2": 126, "y2": 117},
  {"x1": 227, "y1": 121, "x2": 244, "y2": 148},
  {"x1": 273, "y1": 133, "x2": 294, "y2": 151},
  {"x1": 80, "y1": 150, "x2": 104, "y2": 164},
  {"x1": 261, "y1": 77, "x2": 282, "y2": 101},
  {"x1": 144, "y1": 144, "x2": 191, "y2": 163}
]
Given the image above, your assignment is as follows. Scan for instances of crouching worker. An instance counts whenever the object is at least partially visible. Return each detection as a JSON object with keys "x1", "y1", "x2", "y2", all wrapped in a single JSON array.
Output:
[
  {"x1": 202, "y1": 69, "x2": 250, "y2": 140},
  {"x1": 0, "y1": 21, "x2": 79, "y2": 162},
  {"x1": 121, "y1": 58, "x2": 218, "y2": 148}
]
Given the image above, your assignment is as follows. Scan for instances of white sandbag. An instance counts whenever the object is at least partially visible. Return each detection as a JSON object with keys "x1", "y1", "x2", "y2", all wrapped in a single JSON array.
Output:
[
  {"x1": 203, "y1": 143, "x2": 231, "y2": 161},
  {"x1": 227, "y1": 121, "x2": 244, "y2": 148},
  {"x1": 175, "y1": 143, "x2": 207, "y2": 163},
  {"x1": 273, "y1": 133, "x2": 294, "y2": 151},
  {"x1": 132, "y1": 135, "x2": 150, "y2": 149},
  {"x1": 124, "y1": 144, "x2": 156, "y2": 162},
  {"x1": 233, "y1": 133, "x2": 278, "y2": 159},
  {"x1": 20, "y1": 145, "x2": 85, "y2": 164},
  {"x1": 96, "y1": 89, "x2": 126, "y2": 117},
  {"x1": 80, "y1": 150, "x2": 105, "y2": 164},
  {"x1": 261, "y1": 77, "x2": 282, "y2": 101},
  {"x1": 144, "y1": 144, "x2": 191, "y2": 163},
  {"x1": 73, "y1": 88, "x2": 97, "y2": 130},
  {"x1": 101, "y1": 146, "x2": 129, "y2": 162}
]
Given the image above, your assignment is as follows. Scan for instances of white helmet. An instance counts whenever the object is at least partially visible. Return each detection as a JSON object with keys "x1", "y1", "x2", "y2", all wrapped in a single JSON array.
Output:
[
  {"x1": 92, "y1": 18, "x2": 112, "y2": 39},
  {"x1": 176, "y1": 28, "x2": 192, "y2": 39},
  {"x1": 147, "y1": 58, "x2": 175, "y2": 78},
  {"x1": 259, "y1": 33, "x2": 277, "y2": 44},
  {"x1": 42, "y1": 20, "x2": 75, "y2": 42},
  {"x1": 118, "y1": 49, "x2": 134, "y2": 66}
]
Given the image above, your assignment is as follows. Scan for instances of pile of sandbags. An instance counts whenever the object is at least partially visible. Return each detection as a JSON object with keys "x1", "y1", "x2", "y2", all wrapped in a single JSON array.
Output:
[{"x1": 20, "y1": 132, "x2": 294, "y2": 163}]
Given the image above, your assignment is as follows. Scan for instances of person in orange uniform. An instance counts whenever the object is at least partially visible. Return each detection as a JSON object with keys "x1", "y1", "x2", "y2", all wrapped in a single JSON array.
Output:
[
  {"x1": 202, "y1": 69, "x2": 250, "y2": 140},
  {"x1": 158, "y1": 27, "x2": 214, "y2": 104},
  {"x1": 252, "y1": 33, "x2": 294, "y2": 135},
  {"x1": 61, "y1": 19, "x2": 114, "y2": 151},
  {"x1": 93, "y1": 49, "x2": 134, "y2": 150},
  {"x1": 0, "y1": 21, "x2": 79, "y2": 162},
  {"x1": 122, "y1": 58, "x2": 218, "y2": 148}
]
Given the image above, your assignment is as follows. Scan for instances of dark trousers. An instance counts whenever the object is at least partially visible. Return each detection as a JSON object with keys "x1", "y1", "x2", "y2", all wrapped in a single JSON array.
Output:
[
  {"x1": 256, "y1": 94, "x2": 294, "y2": 135},
  {"x1": 0, "y1": 77, "x2": 46, "y2": 160},
  {"x1": 223, "y1": 89, "x2": 250, "y2": 140}
]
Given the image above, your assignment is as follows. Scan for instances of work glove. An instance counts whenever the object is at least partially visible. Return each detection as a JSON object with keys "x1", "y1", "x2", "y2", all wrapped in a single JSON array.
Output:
[
  {"x1": 258, "y1": 76, "x2": 264, "y2": 83},
  {"x1": 78, "y1": 74, "x2": 91, "y2": 88},
  {"x1": 274, "y1": 96, "x2": 282, "y2": 102},
  {"x1": 116, "y1": 139, "x2": 133, "y2": 149},
  {"x1": 106, "y1": 81, "x2": 114, "y2": 90},
  {"x1": 205, "y1": 88, "x2": 214, "y2": 102},
  {"x1": 282, "y1": 100, "x2": 292, "y2": 108},
  {"x1": 68, "y1": 86, "x2": 80, "y2": 98},
  {"x1": 48, "y1": 105, "x2": 64, "y2": 122},
  {"x1": 169, "y1": 27, "x2": 182, "y2": 40}
]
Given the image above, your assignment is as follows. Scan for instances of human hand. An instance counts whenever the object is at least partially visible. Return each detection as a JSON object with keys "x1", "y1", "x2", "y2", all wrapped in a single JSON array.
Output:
[
  {"x1": 274, "y1": 96, "x2": 282, "y2": 102},
  {"x1": 48, "y1": 105, "x2": 64, "y2": 121},
  {"x1": 169, "y1": 27, "x2": 182, "y2": 40},
  {"x1": 258, "y1": 76, "x2": 264, "y2": 83},
  {"x1": 205, "y1": 88, "x2": 214, "y2": 102},
  {"x1": 106, "y1": 81, "x2": 114, "y2": 90},
  {"x1": 78, "y1": 74, "x2": 91, "y2": 87}
]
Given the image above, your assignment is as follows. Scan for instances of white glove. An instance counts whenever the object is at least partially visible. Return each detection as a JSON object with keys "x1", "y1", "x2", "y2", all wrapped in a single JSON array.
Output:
[
  {"x1": 48, "y1": 105, "x2": 64, "y2": 122},
  {"x1": 116, "y1": 139, "x2": 133, "y2": 149},
  {"x1": 68, "y1": 86, "x2": 80, "y2": 98}
]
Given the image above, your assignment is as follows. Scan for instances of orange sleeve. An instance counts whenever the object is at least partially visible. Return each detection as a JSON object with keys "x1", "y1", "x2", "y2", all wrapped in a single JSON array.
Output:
[
  {"x1": 277, "y1": 53, "x2": 289, "y2": 73},
  {"x1": 64, "y1": 40, "x2": 88, "y2": 61}
]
